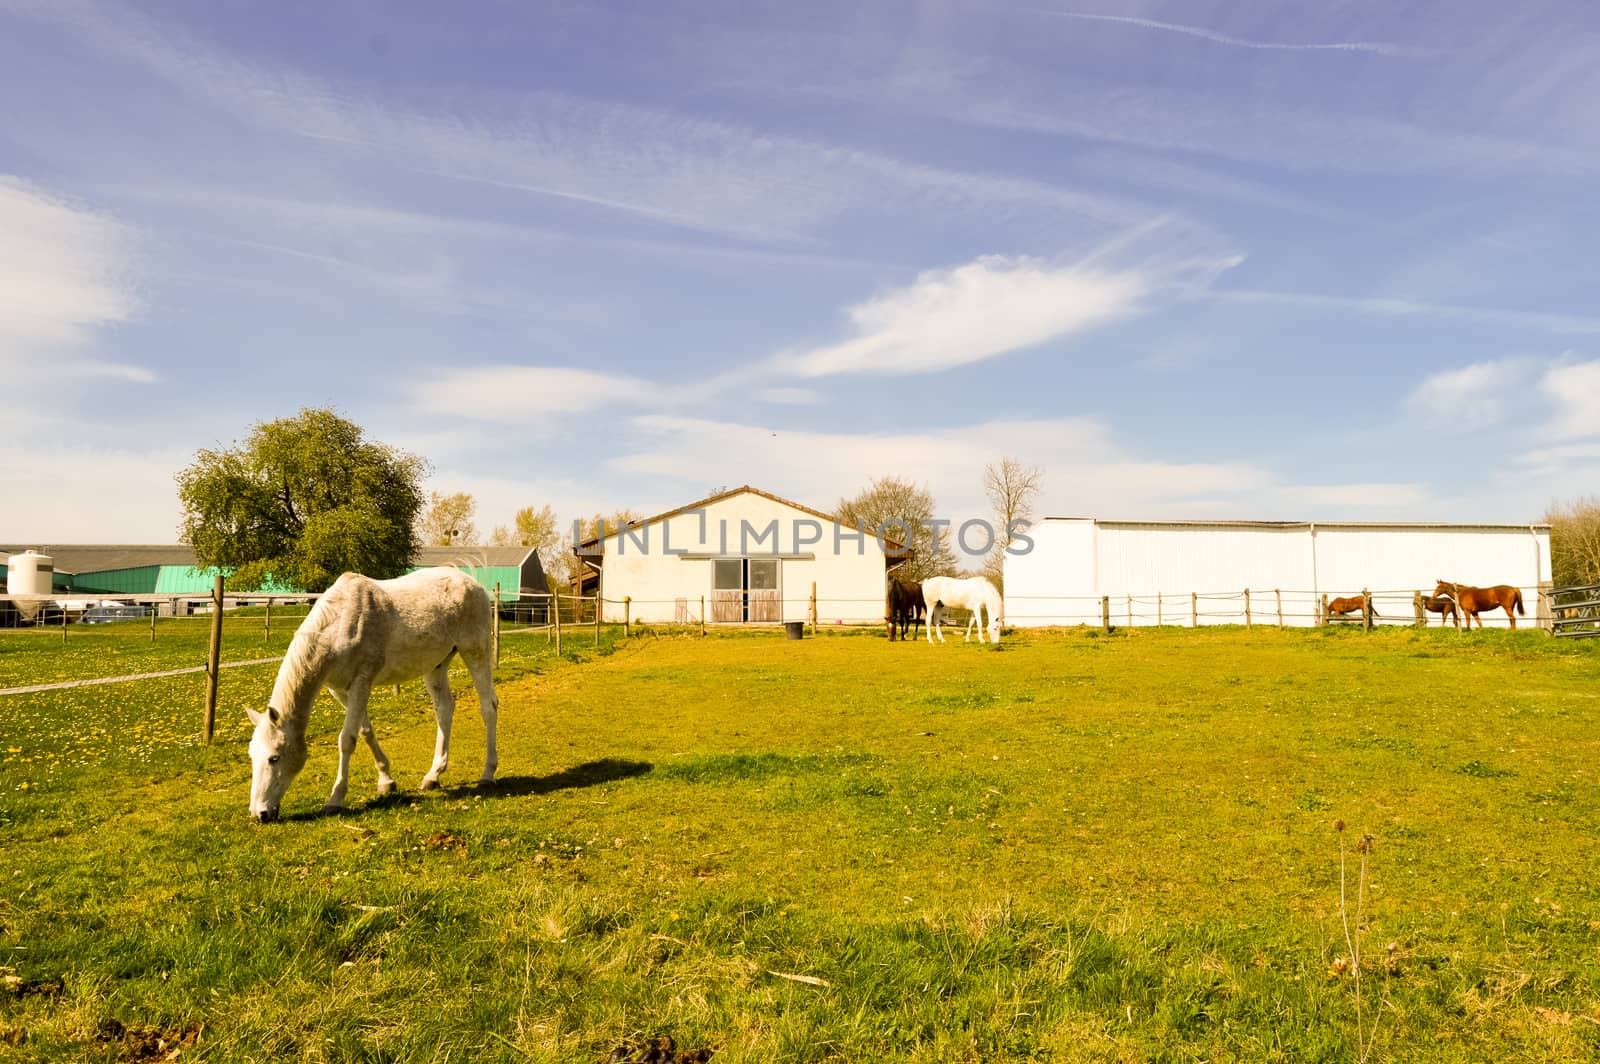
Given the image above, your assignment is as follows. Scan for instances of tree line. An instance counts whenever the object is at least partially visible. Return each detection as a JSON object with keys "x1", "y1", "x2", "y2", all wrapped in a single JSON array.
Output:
[{"x1": 176, "y1": 407, "x2": 1041, "y2": 595}]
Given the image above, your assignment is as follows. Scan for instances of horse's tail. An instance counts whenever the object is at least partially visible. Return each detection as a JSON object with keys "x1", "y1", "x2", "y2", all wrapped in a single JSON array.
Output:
[{"x1": 1515, "y1": 589, "x2": 1525, "y2": 615}]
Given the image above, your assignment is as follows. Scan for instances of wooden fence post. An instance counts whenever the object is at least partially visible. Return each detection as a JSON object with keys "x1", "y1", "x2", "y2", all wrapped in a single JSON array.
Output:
[
  {"x1": 624, "y1": 596, "x2": 631, "y2": 637},
  {"x1": 1191, "y1": 591, "x2": 1198, "y2": 628},
  {"x1": 700, "y1": 595, "x2": 706, "y2": 636},
  {"x1": 1320, "y1": 593, "x2": 1329, "y2": 625},
  {"x1": 1276, "y1": 589, "x2": 1283, "y2": 629},
  {"x1": 493, "y1": 583, "x2": 501, "y2": 665},
  {"x1": 149, "y1": 600, "x2": 157, "y2": 642},
  {"x1": 554, "y1": 592, "x2": 563, "y2": 655},
  {"x1": 594, "y1": 595, "x2": 601, "y2": 646},
  {"x1": 1126, "y1": 593, "x2": 1133, "y2": 628},
  {"x1": 203, "y1": 573, "x2": 224, "y2": 744},
  {"x1": 1101, "y1": 595, "x2": 1110, "y2": 633},
  {"x1": 810, "y1": 581, "x2": 817, "y2": 634},
  {"x1": 61, "y1": 600, "x2": 67, "y2": 643},
  {"x1": 1244, "y1": 588, "x2": 1252, "y2": 628},
  {"x1": 264, "y1": 598, "x2": 271, "y2": 644},
  {"x1": 1157, "y1": 591, "x2": 1163, "y2": 627},
  {"x1": 1362, "y1": 588, "x2": 1372, "y2": 633}
]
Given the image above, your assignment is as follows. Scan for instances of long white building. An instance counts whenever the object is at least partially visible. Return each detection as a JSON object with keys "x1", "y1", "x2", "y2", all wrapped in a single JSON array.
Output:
[{"x1": 1004, "y1": 518, "x2": 1552, "y2": 629}]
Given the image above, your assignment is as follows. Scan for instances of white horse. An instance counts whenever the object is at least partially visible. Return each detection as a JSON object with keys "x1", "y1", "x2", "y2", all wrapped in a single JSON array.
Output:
[
  {"x1": 922, "y1": 575, "x2": 1002, "y2": 644},
  {"x1": 247, "y1": 567, "x2": 500, "y2": 822}
]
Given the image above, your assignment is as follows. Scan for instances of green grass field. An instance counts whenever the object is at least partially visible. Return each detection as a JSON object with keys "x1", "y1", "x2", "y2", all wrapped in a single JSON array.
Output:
[{"x1": 2, "y1": 621, "x2": 1598, "y2": 1062}]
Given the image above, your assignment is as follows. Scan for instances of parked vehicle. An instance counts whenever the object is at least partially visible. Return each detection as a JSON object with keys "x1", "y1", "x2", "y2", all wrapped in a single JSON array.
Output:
[{"x1": 80, "y1": 604, "x2": 153, "y2": 624}]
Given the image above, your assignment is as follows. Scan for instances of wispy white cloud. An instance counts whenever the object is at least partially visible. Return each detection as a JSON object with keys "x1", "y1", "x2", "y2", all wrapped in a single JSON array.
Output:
[
  {"x1": 0, "y1": 445, "x2": 184, "y2": 542},
  {"x1": 0, "y1": 176, "x2": 151, "y2": 383},
  {"x1": 1406, "y1": 357, "x2": 1534, "y2": 427},
  {"x1": 15, "y1": 1, "x2": 1157, "y2": 247},
  {"x1": 413, "y1": 366, "x2": 654, "y2": 425},
  {"x1": 777, "y1": 255, "x2": 1148, "y2": 377},
  {"x1": 610, "y1": 414, "x2": 1415, "y2": 524},
  {"x1": 1540, "y1": 359, "x2": 1600, "y2": 441},
  {"x1": 1212, "y1": 289, "x2": 1600, "y2": 336},
  {"x1": 1032, "y1": 10, "x2": 1427, "y2": 57}
]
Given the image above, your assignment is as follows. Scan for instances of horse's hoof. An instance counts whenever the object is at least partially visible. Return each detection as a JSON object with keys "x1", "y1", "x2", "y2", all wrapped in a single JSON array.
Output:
[
  {"x1": 377, "y1": 780, "x2": 397, "y2": 795},
  {"x1": 322, "y1": 802, "x2": 345, "y2": 814},
  {"x1": 419, "y1": 777, "x2": 440, "y2": 791}
]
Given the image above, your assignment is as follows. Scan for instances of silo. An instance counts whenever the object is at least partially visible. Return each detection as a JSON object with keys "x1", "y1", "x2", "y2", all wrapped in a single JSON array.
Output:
[{"x1": 5, "y1": 550, "x2": 55, "y2": 596}]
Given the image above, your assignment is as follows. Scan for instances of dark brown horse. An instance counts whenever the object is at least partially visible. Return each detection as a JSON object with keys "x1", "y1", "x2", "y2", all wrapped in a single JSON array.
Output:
[
  {"x1": 1326, "y1": 595, "x2": 1377, "y2": 621},
  {"x1": 1434, "y1": 580, "x2": 1524, "y2": 630},
  {"x1": 887, "y1": 579, "x2": 924, "y2": 642},
  {"x1": 1420, "y1": 590, "x2": 1459, "y2": 629}
]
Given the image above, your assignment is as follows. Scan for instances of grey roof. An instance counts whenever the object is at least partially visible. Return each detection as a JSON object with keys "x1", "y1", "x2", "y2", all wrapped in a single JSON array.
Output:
[
  {"x1": 415, "y1": 546, "x2": 537, "y2": 567},
  {"x1": 3, "y1": 544, "x2": 539, "y2": 575},
  {"x1": 0, "y1": 545, "x2": 198, "y2": 574}
]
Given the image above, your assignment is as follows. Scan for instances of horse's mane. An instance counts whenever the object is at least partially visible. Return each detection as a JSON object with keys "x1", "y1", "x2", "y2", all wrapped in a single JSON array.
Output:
[{"x1": 269, "y1": 586, "x2": 347, "y2": 721}]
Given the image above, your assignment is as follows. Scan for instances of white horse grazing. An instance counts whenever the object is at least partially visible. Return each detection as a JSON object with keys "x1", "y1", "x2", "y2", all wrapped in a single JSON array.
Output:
[
  {"x1": 247, "y1": 567, "x2": 499, "y2": 822},
  {"x1": 922, "y1": 575, "x2": 1002, "y2": 644}
]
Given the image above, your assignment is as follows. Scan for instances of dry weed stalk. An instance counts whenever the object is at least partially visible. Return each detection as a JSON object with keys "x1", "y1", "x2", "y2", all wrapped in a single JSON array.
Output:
[{"x1": 1335, "y1": 819, "x2": 1389, "y2": 1063}]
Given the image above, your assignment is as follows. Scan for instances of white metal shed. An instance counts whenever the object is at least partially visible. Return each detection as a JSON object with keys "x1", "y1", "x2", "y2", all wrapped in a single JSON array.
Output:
[{"x1": 1004, "y1": 518, "x2": 1552, "y2": 629}]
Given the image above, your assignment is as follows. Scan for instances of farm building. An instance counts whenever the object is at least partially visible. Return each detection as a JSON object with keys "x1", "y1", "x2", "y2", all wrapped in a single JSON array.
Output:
[
  {"x1": 573, "y1": 486, "x2": 907, "y2": 625},
  {"x1": 1003, "y1": 518, "x2": 1553, "y2": 629},
  {"x1": 0, "y1": 544, "x2": 545, "y2": 602}
]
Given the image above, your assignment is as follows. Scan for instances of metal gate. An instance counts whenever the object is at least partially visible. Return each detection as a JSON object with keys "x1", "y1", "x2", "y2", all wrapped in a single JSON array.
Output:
[{"x1": 1552, "y1": 583, "x2": 1600, "y2": 637}]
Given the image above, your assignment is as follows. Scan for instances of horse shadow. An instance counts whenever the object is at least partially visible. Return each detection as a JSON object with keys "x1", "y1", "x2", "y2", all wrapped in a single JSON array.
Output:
[
  {"x1": 458, "y1": 757, "x2": 653, "y2": 798},
  {"x1": 297, "y1": 758, "x2": 654, "y2": 822}
]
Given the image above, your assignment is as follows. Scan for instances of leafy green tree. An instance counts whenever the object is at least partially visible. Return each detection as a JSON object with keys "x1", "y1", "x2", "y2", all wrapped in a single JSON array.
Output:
[{"x1": 176, "y1": 407, "x2": 429, "y2": 592}]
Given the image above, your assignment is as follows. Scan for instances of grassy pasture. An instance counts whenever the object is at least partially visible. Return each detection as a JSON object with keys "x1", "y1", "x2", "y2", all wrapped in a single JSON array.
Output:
[{"x1": 2, "y1": 622, "x2": 1599, "y2": 1062}]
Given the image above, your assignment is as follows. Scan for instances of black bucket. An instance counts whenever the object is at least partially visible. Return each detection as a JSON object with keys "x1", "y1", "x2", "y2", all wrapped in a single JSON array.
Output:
[{"x1": 784, "y1": 620, "x2": 805, "y2": 640}]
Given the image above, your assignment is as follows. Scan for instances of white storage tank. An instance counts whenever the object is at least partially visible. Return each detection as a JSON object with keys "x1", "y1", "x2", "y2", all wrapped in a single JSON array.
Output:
[{"x1": 6, "y1": 550, "x2": 55, "y2": 596}]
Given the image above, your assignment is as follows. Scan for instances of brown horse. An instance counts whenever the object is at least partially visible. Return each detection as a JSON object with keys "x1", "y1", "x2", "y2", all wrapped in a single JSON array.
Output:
[
  {"x1": 1420, "y1": 590, "x2": 1459, "y2": 629},
  {"x1": 1326, "y1": 595, "x2": 1377, "y2": 621},
  {"x1": 887, "y1": 579, "x2": 924, "y2": 642},
  {"x1": 1434, "y1": 580, "x2": 1524, "y2": 630}
]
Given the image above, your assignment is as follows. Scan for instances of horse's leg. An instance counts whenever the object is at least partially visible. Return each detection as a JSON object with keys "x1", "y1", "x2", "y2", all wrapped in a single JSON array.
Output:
[
  {"x1": 324, "y1": 680, "x2": 373, "y2": 812},
  {"x1": 1506, "y1": 602, "x2": 1517, "y2": 630},
  {"x1": 420, "y1": 658, "x2": 458, "y2": 791},
  {"x1": 459, "y1": 647, "x2": 500, "y2": 785}
]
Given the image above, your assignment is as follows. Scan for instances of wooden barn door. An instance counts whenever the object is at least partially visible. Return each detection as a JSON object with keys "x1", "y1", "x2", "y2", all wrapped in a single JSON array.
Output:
[
  {"x1": 712, "y1": 560, "x2": 744, "y2": 623},
  {"x1": 710, "y1": 558, "x2": 782, "y2": 622},
  {"x1": 747, "y1": 559, "x2": 781, "y2": 622}
]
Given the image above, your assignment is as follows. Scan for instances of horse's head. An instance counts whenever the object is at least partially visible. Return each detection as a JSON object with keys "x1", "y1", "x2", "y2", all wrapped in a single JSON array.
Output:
[{"x1": 246, "y1": 705, "x2": 307, "y2": 823}]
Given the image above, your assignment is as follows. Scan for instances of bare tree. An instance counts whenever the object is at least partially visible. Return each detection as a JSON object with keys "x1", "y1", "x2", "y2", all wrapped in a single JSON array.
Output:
[
  {"x1": 836, "y1": 476, "x2": 955, "y2": 583},
  {"x1": 1546, "y1": 496, "x2": 1600, "y2": 587},
  {"x1": 981, "y1": 457, "x2": 1043, "y2": 600},
  {"x1": 551, "y1": 510, "x2": 645, "y2": 590},
  {"x1": 417, "y1": 491, "x2": 479, "y2": 547}
]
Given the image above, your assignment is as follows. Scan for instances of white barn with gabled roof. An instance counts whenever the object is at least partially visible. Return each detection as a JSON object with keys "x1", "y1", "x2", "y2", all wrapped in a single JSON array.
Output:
[
  {"x1": 575, "y1": 486, "x2": 907, "y2": 626},
  {"x1": 1004, "y1": 518, "x2": 1552, "y2": 629}
]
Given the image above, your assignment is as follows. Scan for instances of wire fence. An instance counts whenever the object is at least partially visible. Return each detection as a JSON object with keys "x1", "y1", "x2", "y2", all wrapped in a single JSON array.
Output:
[{"x1": 1002, "y1": 585, "x2": 1550, "y2": 631}]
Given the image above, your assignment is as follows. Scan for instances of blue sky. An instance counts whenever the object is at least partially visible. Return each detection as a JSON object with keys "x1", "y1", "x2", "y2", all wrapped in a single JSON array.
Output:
[{"x1": 3, "y1": 0, "x2": 1597, "y2": 543}]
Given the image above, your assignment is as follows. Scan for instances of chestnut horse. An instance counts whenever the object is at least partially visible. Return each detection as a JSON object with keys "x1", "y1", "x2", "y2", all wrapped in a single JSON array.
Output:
[
  {"x1": 1327, "y1": 595, "x2": 1377, "y2": 621},
  {"x1": 1420, "y1": 590, "x2": 1459, "y2": 629},
  {"x1": 887, "y1": 579, "x2": 924, "y2": 642},
  {"x1": 1434, "y1": 580, "x2": 1524, "y2": 630}
]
